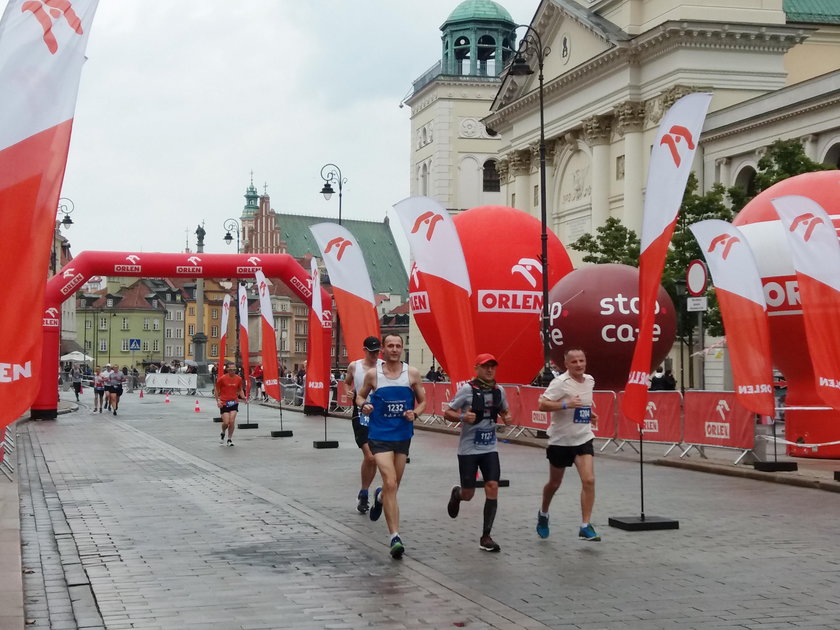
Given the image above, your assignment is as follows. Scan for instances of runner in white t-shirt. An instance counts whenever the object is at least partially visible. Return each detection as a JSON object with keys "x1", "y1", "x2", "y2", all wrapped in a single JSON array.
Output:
[{"x1": 536, "y1": 348, "x2": 601, "y2": 542}]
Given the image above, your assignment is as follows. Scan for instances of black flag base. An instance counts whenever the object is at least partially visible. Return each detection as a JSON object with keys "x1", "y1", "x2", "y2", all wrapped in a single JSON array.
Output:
[
  {"x1": 271, "y1": 430, "x2": 293, "y2": 438},
  {"x1": 608, "y1": 515, "x2": 679, "y2": 531},
  {"x1": 834, "y1": 471, "x2": 840, "y2": 482},
  {"x1": 213, "y1": 417, "x2": 222, "y2": 423},
  {"x1": 753, "y1": 461, "x2": 798, "y2": 472},
  {"x1": 313, "y1": 440, "x2": 339, "y2": 449},
  {"x1": 237, "y1": 423, "x2": 259, "y2": 429}
]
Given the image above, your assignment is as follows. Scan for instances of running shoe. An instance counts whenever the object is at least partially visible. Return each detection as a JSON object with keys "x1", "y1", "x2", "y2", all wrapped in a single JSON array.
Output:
[
  {"x1": 479, "y1": 535, "x2": 501, "y2": 552},
  {"x1": 447, "y1": 485, "x2": 461, "y2": 519},
  {"x1": 356, "y1": 490, "x2": 370, "y2": 514},
  {"x1": 389, "y1": 536, "x2": 404, "y2": 559},
  {"x1": 227, "y1": 439, "x2": 234, "y2": 447},
  {"x1": 579, "y1": 524, "x2": 601, "y2": 542},
  {"x1": 536, "y1": 512, "x2": 550, "y2": 539},
  {"x1": 113, "y1": 410, "x2": 117, "y2": 416},
  {"x1": 369, "y1": 487, "x2": 383, "y2": 521},
  {"x1": 220, "y1": 431, "x2": 225, "y2": 444}
]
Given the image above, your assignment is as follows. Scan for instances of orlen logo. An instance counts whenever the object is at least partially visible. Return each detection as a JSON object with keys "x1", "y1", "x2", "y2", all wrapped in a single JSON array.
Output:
[
  {"x1": 818, "y1": 377, "x2": 840, "y2": 391},
  {"x1": 22, "y1": 0, "x2": 84, "y2": 55},
  {"x1": 324, "y1": 237, "x2": 352, "y2": 261},
  {"x1": 309, "y1": 381, "x2": 325, "y2": 389},
  {"x1": 643, "y1": 401, "x2": 660, "y2": 434},
  {"x1": 789, "y1": 213, "x2": 824, "y2": 242},
  {"x1": 177, "y1": 256, "x2": 203, "y2": 274},
  {"x1": 762, "y1": 276, "x2": 801, "y2": 315},
  {"x1": 704, "y1": 399, "x2": 731, "y2": 439},
  {"x1": 43, "y1": 307, "x2": 60, "y2": 328},
  {"x1": 411, "y1": 211, "x2": 444, "y2": 241},
  {"x1": 59, "y1": 267, "x2": 84, "y2": 295},
  {"x1": 409, "y1": 291, "x2": 432, "y2": 314},
  {"x1": 511, "y1": 257, "x2": 542, "y2": 288},
  {"x1": 531, "y1": 410, "x2": 548, "y2": 426},
  {"x1": 114, "y1": 254, "x2": 141, "y2": 274},
  {"x1": 290, "y1": 276, "x2": 312, "y2": 298},
  {"x1": 707, "y1": 233, "x2": 740, "y2": 260},
  {"x1": 0, "y1": 361, "x2": 32, "y2": 383},
  {"x1": 237, "y1": 256, "x2": 263, "y2": 275},
  {"x1": 478, "y1": 290, "x2": 542, "y2": 313},
  {"x1": 659, "y1": 125, "x2": 695, "y2": 167},
  {"x1": 321, "y1": 310, "x2": 333, "y2": 329}
]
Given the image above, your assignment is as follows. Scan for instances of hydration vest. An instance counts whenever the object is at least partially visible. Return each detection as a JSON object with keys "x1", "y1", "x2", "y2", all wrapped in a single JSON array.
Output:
[{"x1": 469, "y1": 379, "x2": 501, "y2": 422}]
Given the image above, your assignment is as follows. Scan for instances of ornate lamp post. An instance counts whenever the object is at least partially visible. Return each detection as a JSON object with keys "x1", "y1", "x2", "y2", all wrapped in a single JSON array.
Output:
[
  {"x1": 319, "y1": 163, "x2": 347, "y2": 376},
  {"x1": 53, "y1": 197, "x2": 75, "y2": 274},
  {"x1": 223, "y1": 218, "x2": 241, "y2": 253},
  {"x1": 507, "y1": 25, "x2": 552, "y2": 385}
]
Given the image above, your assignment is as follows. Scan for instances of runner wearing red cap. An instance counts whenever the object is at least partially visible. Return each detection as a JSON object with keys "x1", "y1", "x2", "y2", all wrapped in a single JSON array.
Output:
[{"x1": 444, "y1": 353, "x2": 512, "y2": 552}]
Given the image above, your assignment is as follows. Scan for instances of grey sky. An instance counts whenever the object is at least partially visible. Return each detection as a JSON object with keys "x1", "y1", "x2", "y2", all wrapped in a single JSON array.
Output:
[{"x1": 56, "y1": 1, "x2": 537, "y2": 266}]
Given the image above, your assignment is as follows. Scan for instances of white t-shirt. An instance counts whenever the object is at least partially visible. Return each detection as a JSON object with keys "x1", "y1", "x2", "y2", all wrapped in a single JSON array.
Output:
[{"x1": 542, "y1": 371, "x2": 595, "y2": 447}]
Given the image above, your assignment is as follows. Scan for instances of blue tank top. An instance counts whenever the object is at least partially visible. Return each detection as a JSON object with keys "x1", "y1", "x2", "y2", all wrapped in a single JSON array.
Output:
[{"x1": 368, "y1": 362, "x2": 414, "y2": 442}]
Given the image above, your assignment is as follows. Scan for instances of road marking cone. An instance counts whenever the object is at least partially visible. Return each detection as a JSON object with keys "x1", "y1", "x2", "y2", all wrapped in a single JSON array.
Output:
[
  {"x1": 139, "y1": 389, "x2": 144, "y2": 399},
  {"x1": 194, "y1": 400, "x2": 200, "y2": 413},
  {"x1": 165, "y1": 394, "x2": 170, "y2": 404}
]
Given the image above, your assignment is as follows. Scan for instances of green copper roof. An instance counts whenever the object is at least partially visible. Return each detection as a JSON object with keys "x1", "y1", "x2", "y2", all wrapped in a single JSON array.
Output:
[
  {"x1": 278, "y1": 215, "x2": 408, "y2": 299},
  {"x1": 445, "y1": 0, "x2": 513, "y2": 25},
  {"x1": 784, "y1": 0, "x2": 840, "y2": 23}
]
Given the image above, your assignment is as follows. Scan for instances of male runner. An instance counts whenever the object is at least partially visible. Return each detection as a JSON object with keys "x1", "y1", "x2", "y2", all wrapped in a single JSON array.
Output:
[{"x1": 214, "y1": 362, "x2": 246, "y2": 446}]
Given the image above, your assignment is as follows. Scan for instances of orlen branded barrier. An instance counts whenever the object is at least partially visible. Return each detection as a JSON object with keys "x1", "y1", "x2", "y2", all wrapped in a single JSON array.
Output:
[
  {"x1": 682, "y1": 391, "x2": 753, "y2": 449},
  {"x1": 592, "y1": 391, "x2": 617, "y2": 440},
  {"x1": 616, "y1": 391, "x2": 681, "y2": 443}
]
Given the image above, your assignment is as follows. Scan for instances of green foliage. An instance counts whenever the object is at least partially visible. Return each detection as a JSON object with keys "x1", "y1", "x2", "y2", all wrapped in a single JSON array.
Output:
[{"x1": 570, "y1": 216, "x2": 640, "y2": 265}]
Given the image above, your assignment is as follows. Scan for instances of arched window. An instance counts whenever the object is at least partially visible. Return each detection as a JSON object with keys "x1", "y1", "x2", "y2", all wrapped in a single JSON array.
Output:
[
  {"x1": 823, "y1": 142, "x2": 840, "y2": 169},
  {"x1": 483, "y1": 159, "x2": 500, "y2": 192},
  {"x1": 420, "y1": 162, "x2": 429, "y2": 196},
  {"x1": 733, "y1": 165, "x2": 757, "y2": 198},
  {"x1": 477, "y1": 35, "x2": 496, "y2": 76},
  {"x1": 454, "y1": 35, "x2": 471, "y2": 74}
]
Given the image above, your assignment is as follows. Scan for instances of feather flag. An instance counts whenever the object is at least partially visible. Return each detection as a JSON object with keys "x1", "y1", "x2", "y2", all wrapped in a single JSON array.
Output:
[
  {"x1": 0, "y1": 0, "x2": 99, "y2": 429},
  {"x1": 310, "y1": 222, "x2": 380, "y2": 362},
  {"x1": 394, "y1": 196, "x2": 476, "y2": 385},
  {"x1": 771, "y1": 195, "x2": 840, "y2": 411},
  {"x1": 254, "y1": 271, "x2": 281, "y2": 401},
  {"x1": 690, "y1": 220, "x2": 774, "y2": 415},
  {"x1": 237, "y1": 283, "x2": 251, "y2": 397},
  {"x1": 305, "y1": 258, "x2": 330, "y2": 409},
  {"x1": 622, "y1": 92, "x2": 712, "y2": 424},
  {"x1": 217, "y1": 294, "x2": 231, "y2": 376}
]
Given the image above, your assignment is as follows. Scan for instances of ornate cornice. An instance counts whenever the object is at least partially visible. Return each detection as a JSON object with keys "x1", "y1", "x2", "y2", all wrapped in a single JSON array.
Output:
[
  {"x1": 582, "y1": 114, "x2": 613, "y2": 145},
  {"x1": 614, "y1": 101, "x2": 645, "y2": 136}
]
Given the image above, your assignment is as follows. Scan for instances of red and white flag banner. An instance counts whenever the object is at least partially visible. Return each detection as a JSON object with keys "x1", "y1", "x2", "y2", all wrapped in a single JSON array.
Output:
[
  {"x1": 305, "y1": 258, "x2": 330, "y2": 409},
  {"x1": 254, "y1": 271, "x2": 281, "y2": 401},
  {"x1": 0, "y1": 0, "x2": 99, "y2": 429},
  {"x1": 217, "y1": 294, "x2": 231, "y2": 377},
  {"x1": 237, "y1": 283, "x2": 251, "y2": 397},
  {"x1": 622, "y1": 92, "x2": 712, "y2": 424},
  {"x1": 394, "y1": 196, "x2": 476, "y2": 386},
  {"x1": 310, "y1": 222, "x2": 380, "y2": 362},
  {"x1": 771, "y1": 195, "x2": 840, "y2": 411},
  {"x1": 690, "y1": 220, "x2": 774, "y2": 416}
]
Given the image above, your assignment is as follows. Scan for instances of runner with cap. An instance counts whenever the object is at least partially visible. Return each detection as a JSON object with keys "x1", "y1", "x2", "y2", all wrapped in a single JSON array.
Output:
[
  {"x1": 443, "y1": 353, "x2": 512, "y2": 552},
  {"x1": 343, "y1": 335, "x2": 383, "y2": 514}
]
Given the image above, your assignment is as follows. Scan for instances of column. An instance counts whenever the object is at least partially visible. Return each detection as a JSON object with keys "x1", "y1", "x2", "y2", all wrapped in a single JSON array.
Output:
[
  {"x1": 510, "y1": 150, "x2": 532, "y2": 216},
  {"x1": 715, "y1": 157, "x2": 731, "y2": 186},
  {"x1": 582, "y1": 114, "x2": 612, "y2": 230},
  {"x1": 616, "y1": 101, "x2": 645, "y2": 234}
]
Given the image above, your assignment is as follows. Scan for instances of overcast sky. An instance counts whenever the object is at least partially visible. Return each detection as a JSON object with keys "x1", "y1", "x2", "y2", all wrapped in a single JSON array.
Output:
[{"x1": 54, "y1": 0, "x2": 537, "y2": 266}]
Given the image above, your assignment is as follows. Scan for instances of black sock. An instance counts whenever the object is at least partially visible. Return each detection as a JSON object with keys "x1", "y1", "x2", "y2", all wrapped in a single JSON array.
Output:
[{"x1": 482, "y1": 498, "x2": 498, "y2": 538}]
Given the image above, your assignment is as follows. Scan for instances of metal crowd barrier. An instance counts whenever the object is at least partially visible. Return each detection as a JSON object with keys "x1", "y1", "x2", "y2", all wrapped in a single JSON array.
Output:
[{"x1": 1, "y1": 425, "x2": 15, "y2": 481}]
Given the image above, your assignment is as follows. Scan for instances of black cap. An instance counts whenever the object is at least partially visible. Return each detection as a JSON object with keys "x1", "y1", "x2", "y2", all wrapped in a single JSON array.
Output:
[{"x1": 363, "y1": 336, "x2": 381, "y2": 352}]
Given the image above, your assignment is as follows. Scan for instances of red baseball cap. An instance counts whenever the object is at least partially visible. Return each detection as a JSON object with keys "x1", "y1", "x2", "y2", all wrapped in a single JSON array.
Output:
[{"x1": 474, "y1": 353, "x2": 498, "y2": 366}]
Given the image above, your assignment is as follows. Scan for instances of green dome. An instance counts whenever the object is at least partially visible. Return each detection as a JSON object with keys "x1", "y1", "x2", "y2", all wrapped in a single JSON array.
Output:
[{"x1": 445, "y1": 0, "x2": 513, "y2": 25}]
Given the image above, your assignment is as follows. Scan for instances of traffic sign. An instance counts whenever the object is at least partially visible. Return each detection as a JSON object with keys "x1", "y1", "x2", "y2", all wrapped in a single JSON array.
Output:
[
  {"x1": 686, "y1": 259, "x2": 708, "y2": 297},
  {"x1": 129, "y1": 338, "x2": 141, "y2": 351},
  {"x1": 686, "y1": 296, "x2": 708, "y2": 312}
]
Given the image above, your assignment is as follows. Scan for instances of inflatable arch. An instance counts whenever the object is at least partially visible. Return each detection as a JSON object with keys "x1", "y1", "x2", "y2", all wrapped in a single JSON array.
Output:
[{"x1": 33, "y1": 251, "x2": 331, "y2": 419}]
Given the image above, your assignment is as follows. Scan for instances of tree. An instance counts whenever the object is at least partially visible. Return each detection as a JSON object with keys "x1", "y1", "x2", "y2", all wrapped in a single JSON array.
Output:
[{"x1": 569, "y1": 216, "x2": 639, "y2": 266}]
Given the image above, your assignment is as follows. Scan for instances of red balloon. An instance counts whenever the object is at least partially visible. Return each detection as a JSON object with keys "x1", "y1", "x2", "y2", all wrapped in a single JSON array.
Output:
[
  {"x1": 411, "y1": 206, "x2": 573, "y2": 384},
  {"x1": 547, "y1": 264, "x2": 676, "y2": 390},
  {"x1": 733, "y1": 170, "x2": 840, "y2": 458}
]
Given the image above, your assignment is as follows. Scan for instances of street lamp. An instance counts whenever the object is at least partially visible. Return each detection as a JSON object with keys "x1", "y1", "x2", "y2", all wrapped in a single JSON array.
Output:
[
  {"x1": 319, "y1": 163, "x2": 347, "y2": 377},
  {"x1": 52, "y1": 197, "x2": 75, "y2": 274},
  {"x1": 223, "y1": 218, "x2": 241, "y2": 253},
  {"x1": 506, "y1": 25, "x2": 552, "y2": 385}
]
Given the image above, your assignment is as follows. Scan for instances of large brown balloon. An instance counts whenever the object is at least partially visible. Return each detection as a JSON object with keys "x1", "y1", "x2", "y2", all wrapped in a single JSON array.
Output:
[{"x1": 547, "y1": 264, "x2": 677, "y2": 389}]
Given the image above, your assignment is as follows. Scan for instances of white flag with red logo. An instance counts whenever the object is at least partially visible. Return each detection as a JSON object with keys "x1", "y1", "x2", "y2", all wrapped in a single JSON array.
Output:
[
  {"x1": 0, "y1": 0, "x2": 99, "y2": 428},
  {"x1": 310, "y1": 222, "x2": 379, "y2": 362},
  {"x1": 305, "y1": 258, "x2": 330, "y2": 409},
  {"x1": 394, "y1": 196, "x2": 476, "y2": 385},
  {"x1": 254, "y1": 271, "x2": 281, "y2": 401},
  {"x1": 690, "y1": 220, "x2": 774, "y2": 416},
  {"x1": 217, "y1": 294, "x2": 231, "y2": 377},
  {"x1": 771, "y1": 195, "x2": 840, "y2": 410},
  {"x1": 237, "y1": 283, "x2": 251, "y2": 397},
  {"x1": 622, "y1": 92, "x2": 712, "y2": 424}
]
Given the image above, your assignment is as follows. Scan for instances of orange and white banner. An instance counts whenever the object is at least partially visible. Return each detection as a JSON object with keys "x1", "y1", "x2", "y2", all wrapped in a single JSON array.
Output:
[
  {"x1": 690, "y1": 220, "x2": 774, "y2": 416},
  {"x1": 217, "y1": 294, "x2": 231, "y2": 377},
  {"x1": 305, "y1": 258, "x2": 330, "y2": 409},
  {"x1": 254, "y1": 271, "x2": 281, "y2": 401},
  {"x1": 237, "y1": 283, "x2": 251, "y2": 397},
  {"x1": 771, "y1": 195, "x2": 840, "y2": 411},
  {"x1": 394, "y1": 196, "x2": 476, "y2": 385},
  {"x1": 622, "y1": 92, "x2": 712, "y2": 424},
  {"x1": 0, "y1": 0, "x2": 99, "y2": 428},
  {"x1": 310, "y1": 222, "x2": 379, "y2": 362}
]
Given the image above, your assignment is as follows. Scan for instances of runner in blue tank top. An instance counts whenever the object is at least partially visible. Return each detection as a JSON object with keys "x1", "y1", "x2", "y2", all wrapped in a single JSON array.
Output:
[{"x1": 356, "y1": 334, "x2": 426, "y2": 560}]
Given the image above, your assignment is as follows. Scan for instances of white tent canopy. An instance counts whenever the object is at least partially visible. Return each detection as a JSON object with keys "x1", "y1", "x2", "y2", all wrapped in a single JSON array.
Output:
[{"x1": 60, "y1": 351, "x2": 94, "y2": 363}]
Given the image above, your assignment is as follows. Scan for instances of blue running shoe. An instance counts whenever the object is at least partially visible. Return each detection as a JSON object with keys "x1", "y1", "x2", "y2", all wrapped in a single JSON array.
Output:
[
  {"x1": 390, "y1": 535, "x2": 404, "y2": 559},
  {"x1": 579, "y1": 524, "x2": 601, "y2": 542},
  {"x1": 369, "y1": 487, "x2": 383, "y2": 521},
  {"x1": 536, "y1": 512, "x2": 549, "y2": 539}
]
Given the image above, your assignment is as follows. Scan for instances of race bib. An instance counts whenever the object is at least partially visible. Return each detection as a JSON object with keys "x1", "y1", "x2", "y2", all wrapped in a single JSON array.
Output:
[
  {"x1": 358, "y1": 413, "x2": 370, "y2": 427},
  {"x1": 224, "y1": 400, "x2": 237, "y2": 409},
  {"x1": 474, "y1": 428, "x2": 496, "y2": 446},
  {"x1": 573, "y1": 406, "x2": 592, "y2": 424},
  {"x1": 382, "y1": 400, "x2": 406, "y2": 418}
]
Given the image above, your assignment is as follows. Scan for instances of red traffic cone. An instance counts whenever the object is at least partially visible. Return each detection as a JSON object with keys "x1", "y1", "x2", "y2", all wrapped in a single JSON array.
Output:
[
  {"x1": 139, "y1": 388, "x2": 144, "y2": 399},
  {"x1": 194, "y1": 400, "x2": 200, "y2": 413},
  {"x1": 165, "y1": 394, "x2": 170, "y2": 404}
]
